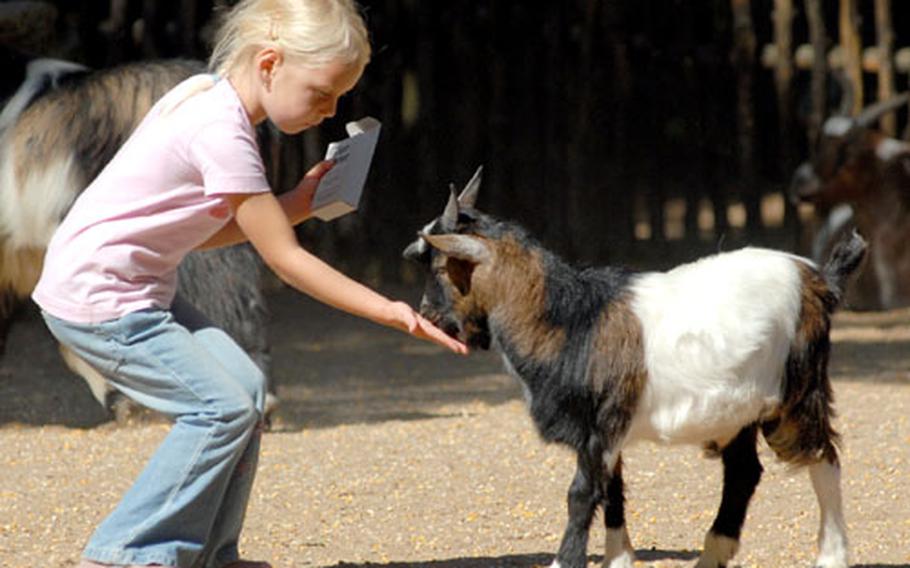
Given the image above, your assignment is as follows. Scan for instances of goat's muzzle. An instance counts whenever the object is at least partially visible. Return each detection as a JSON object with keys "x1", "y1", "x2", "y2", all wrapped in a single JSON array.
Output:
[{"x1": 418, "y1": 303, "x2": 463, "y2": 340}]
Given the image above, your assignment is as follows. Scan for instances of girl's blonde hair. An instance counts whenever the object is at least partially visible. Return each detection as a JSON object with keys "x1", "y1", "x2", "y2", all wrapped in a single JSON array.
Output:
[{"x1": 209, "y1": 0, "x2": 371, "y2": 77}]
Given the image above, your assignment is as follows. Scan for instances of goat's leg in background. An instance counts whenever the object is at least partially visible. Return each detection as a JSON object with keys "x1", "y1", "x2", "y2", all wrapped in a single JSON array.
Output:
[
  {"x1": 602, "y1": 456, "x2": 635, "y2": 568},
  {"x1": 695, "y1": 425, "x2": 763, "y2": 568},
  {"x1": 57, "y1": 344, "x2": 114, "y2": 410},
  {"x1": 551, "y1": 441, "x2": 604, "y2": 568}
]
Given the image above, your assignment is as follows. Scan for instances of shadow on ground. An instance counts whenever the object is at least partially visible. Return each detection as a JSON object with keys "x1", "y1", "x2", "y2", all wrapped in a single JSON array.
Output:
[
  {"x1": 324, "y1": 548, "x2": 700, "y2": 567},
  {"x1": 0, "y1": 285, "x2": 515, "y2": 430}
]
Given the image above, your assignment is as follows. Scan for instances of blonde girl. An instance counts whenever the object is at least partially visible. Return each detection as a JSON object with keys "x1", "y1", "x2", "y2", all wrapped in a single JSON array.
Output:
[{"x1": 32, "y1": 1, "x2": 466, "y2": 567}]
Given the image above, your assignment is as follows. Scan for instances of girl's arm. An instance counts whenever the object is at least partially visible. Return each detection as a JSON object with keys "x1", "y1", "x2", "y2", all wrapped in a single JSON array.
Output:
[
  {"x1": 196, "y1": 160, "x2": 334, "y2": 250},
  {"x1": 225, "y1": 184, "x2": 468, "y2": 355}
]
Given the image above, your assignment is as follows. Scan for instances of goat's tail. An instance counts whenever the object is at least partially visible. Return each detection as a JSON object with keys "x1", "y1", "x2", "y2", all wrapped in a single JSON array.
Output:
[{"x1": 821, "y1": 229, "x2": 867, "y2": 308}]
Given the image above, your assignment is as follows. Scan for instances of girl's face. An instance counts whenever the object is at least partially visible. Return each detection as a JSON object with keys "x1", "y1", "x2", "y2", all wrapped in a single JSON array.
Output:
[{"x1": 260, "y1": 56, "x2": 363, "y2": 134}]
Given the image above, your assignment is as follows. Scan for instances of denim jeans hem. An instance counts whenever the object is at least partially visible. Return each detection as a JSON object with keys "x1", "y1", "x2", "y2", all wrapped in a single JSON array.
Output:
[{"x1": 84, "y1": 545, "x2": 178, "y2": 567}]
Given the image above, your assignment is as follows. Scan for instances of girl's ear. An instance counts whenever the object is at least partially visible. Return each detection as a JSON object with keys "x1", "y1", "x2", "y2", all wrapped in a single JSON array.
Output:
[{"x1": 255, "y1": 47, "x2": 282, "y2": 88}]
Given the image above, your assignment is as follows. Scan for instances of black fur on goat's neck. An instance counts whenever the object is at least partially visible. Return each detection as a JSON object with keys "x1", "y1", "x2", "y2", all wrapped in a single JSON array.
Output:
[{"x1": 478, "y1": 223, "x2": 635, "y2": 450}]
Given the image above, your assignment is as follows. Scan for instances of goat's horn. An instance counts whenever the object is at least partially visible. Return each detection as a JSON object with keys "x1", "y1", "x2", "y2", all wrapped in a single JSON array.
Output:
[
  {"x1": 440, "y1": 186, "x2": 459, "y2": 231},
  {"x1": 856, "y1": 92, "x2": 910, "y2": 128},
  {"x1": 458, "y1": 165, "x2": 483, "y2": 208}
]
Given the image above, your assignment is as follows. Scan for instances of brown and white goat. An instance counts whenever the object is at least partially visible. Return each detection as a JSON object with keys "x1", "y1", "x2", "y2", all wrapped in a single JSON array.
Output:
[
  {"x1": 404, "y1": 168, "x2": 865, "y2": 568},
  {"x1": 0, "y1": 55, "x2": 273, "y2": 418},
  {"x1": 790, "y1": 92, "x2": 910, "y2": 310}
]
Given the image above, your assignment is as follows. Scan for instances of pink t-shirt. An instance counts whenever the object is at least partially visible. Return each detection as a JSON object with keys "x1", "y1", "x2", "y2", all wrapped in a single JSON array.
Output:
[{"x1": 32, "y1": 76, "x2": 271, "y2": 323}]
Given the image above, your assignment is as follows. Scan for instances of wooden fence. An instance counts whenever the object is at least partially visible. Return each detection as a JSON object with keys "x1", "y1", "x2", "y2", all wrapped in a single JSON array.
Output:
[{"x1": 3, "y1": 1, "x2": 910, "y2": 277}]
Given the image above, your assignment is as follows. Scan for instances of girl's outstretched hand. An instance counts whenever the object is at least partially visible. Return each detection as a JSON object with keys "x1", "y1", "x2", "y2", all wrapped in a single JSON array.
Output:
[{"x1": 387, "y1": 301, "x2": 469, "y2": 355}]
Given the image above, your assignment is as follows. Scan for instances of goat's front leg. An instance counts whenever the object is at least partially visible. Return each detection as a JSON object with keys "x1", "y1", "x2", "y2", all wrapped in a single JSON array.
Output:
[
  {"x1": 602, "y1": 454, "x2": 634, "y2": 568},
  {"x1": 696, "y1": 425, "x2": 762, "y2": 568},
  {"x1": 551, "y1": 443, "x2": 603, "y2": 568}
]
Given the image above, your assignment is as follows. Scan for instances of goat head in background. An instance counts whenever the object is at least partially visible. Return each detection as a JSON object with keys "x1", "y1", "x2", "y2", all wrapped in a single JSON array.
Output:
[
  {"x1": 406, "y1": 168, "x2": 865, "y2": 568},
  {"x1": 790, "y1": 89, "x2": 910, "y2": 310}
]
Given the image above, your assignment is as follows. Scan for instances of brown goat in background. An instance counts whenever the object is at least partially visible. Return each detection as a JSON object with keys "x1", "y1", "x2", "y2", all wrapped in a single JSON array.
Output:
[{"x1": 791, "y1": 88, "x2": 910, "y2": 310}]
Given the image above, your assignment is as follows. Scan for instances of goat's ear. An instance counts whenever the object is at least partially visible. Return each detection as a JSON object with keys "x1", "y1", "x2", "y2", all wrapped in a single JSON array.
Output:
[
  {"x1": 457, "y1": 165, "x2": 483, "y2": 208},
  {"x1": 402, "y1": 237, "x2": 427, "y2": 263},
  {"x1": 422, "y1": 233, "x2": 491, "y2": 265}
]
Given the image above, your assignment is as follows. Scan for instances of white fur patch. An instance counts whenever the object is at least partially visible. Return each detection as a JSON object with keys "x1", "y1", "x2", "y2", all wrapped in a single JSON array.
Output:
[
  {"x1": 603, "y1": 526, "x2": 635, "y2": 568},
  {"x1": 0, "y1": 152, "x2": 80, "y2": 249},
  {"x1": 411, "y1": 219, "x2": 438, "y2": 255},
  {"x1": 0, "y1": 140, "x2": 81, "y2": 293},
  {"x1": 822, "y1": 117, "x2": 854, "y2": 137},
  {"x1": 809, "y1": 461, "x2": 850, "y2": 568},
  {"x1": 627, "y1": 247, "x2": 805, "y2": 445},
  {"x1": 875, "y1": 137, "x2": 909, "y2": 162}
]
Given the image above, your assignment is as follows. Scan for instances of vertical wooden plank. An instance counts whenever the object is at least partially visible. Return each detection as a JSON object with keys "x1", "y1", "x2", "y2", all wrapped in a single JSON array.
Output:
[
  {"x1": 805, "y1": 0, "x2": 827, "y2": 154},
  {"x1": 604, "y1": 1, "x2": 637, "y2": 256},
  {"x1": 414, "y1": 0, "x2": 439, "y2": 204},
  {"x1": 730, "y1": 0, "x2": 757, "y2": 234},
  {"x1": 875, "y1": 0, "x2": 896, "y2": 135},
  {"x1": 541, "y1": 2, "x2": 570, "y2": 248},
  {"x1": 567, "y1": 0, "x2": 601, "y2": 260},
  {"x1": 178, "y1": 0, "x2": 199, "y2": 58},
  {"x1": 772, "y1": 0, "x2": 796, "y2": 234},
  {"x1": 772, "y1": 0, "x2": 794, "y2": 132},
  {"x1": 141, "y1": 0, "x2": 161, "y2": 58},
  {"x1": 839, "y1": 0, "x2": 863, "y2": 115}
]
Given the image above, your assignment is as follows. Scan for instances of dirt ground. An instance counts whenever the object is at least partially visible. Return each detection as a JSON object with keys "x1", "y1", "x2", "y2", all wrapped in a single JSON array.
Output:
[{"x1": 1, "y1": 284, "x2": 908, "y2": 568}]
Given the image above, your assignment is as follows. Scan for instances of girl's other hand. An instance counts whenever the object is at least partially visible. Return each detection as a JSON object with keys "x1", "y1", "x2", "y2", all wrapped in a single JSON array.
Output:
[
  {"x1": 387, "y1": 301, "x2": 469, "y2": 355},
  {"x1": 295, "y1": 159, "x2": 334, "y2": 213}
]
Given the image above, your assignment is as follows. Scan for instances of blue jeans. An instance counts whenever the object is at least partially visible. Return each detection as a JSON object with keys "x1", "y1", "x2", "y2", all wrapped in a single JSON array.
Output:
[{"x1": 42, "y1": 297, "x2": 266, "y2": 568}]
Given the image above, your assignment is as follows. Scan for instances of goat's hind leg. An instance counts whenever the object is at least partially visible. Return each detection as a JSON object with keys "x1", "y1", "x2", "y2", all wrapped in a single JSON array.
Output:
[
  {"x1": 809, "y1": 455, "x2": 848, "y2": 568},
  {"x1": 696, "y1": 425, "x2": 763, "y2": 568}
]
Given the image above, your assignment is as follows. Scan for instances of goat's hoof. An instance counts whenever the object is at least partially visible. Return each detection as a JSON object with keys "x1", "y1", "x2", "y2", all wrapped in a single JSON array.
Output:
[
  {"x1": 812, "y1": 560, "x2": 848, "y2": 568},
  {"x1": 603, "y1": 552, "x2": 634, "y2": 568},
  {"x1": 695, "y1": 532, "x2": 738, "y2": 568},
  {"x1": 812, "y1": 543, "x2": 848, "y2": 568},
  {"x1": 548, "y1": 560, "x2": 583, "y2": 568},
  {"x1": 603, "y1": 526, "x2": 635, "y2": 568}
]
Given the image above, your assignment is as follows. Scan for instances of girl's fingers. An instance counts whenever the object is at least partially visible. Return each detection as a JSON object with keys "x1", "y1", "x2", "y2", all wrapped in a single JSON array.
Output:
[
  {"x1": 305, "y1": 159, "x2": 335, "y2": 180},
  {"x1": 298, "y1": 160, "x2": 335, "y2": 194},
  {"x1": 415, "y1": 315, "x2": 468, "y2": 354}
]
